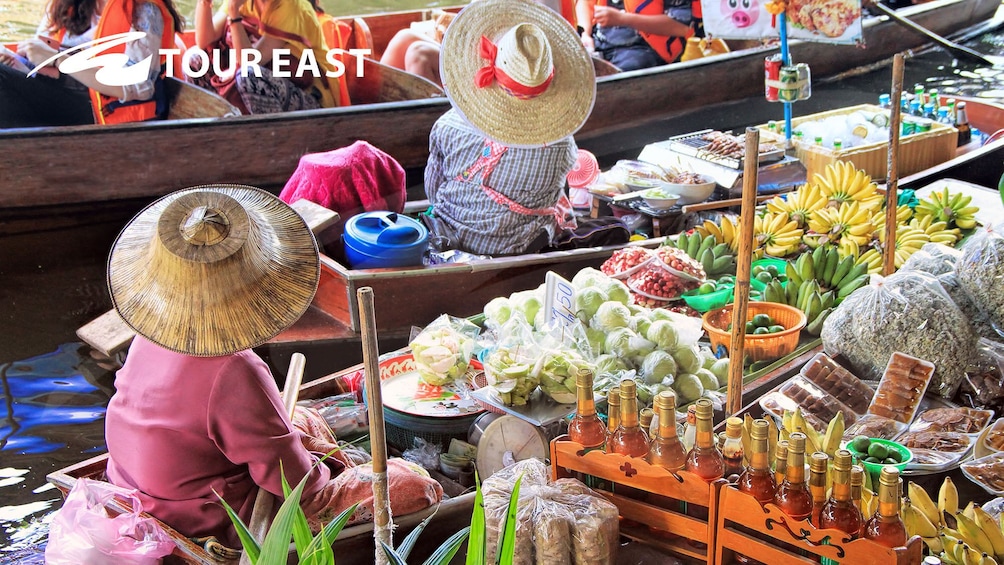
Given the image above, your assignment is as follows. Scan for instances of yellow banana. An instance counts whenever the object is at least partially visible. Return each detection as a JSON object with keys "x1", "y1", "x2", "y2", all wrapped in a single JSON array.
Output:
[
  {"x1": 973, "y1": 505, "x2": 1004, "y2": 559},
  {"x1": 965, "y1": 502, "x2": 979, "y2": 522},
  {"x1": 821, "y1": 411, "x2": 844, "y2": 457},
  {"x1": 958, "y1": 511, "x2": 997, "y2": 556},
  {"x1": 903, "y1": 498, "x2": 939, "y2": 538},
  {"x1": 923, "y1": 534, "x2": 944, "y2": 555},
  {"x1": 980, "y1": 552, "x2": 999, "y2": 565},
  {"x1": 941, "y1": 477, "x2": 960, "y2": 522},
  {"x1": 910, "y1": 481, "x2": 943, "y2": 528}
]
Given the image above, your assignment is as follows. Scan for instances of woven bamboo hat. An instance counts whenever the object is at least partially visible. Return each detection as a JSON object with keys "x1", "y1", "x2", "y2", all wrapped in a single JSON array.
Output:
[
  {"x1": 440, "y1": 0, "x2": 596, "y2": 147},
  {"x1": 107, "y1": 185, "x2": 319, "y2": 357}
]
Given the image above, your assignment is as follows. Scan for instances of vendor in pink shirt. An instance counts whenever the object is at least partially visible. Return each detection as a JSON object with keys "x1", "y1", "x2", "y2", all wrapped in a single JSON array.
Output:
[{"x1": 103, "y1": 185, "x2": 442, "y2": 551}]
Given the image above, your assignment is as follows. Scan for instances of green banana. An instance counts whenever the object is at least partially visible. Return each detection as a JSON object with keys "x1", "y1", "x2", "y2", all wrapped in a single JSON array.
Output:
[
  {"x1": 836, "y1": 262, "x2": 868, "y2": 290},
  {"x1": 687, "y1": 232, "x2": 701, "y2": 258},
  {"x1": 837, "y1": 274, "x2": 870, "y2": 299},
  {"x1": 712, "y1": 255, "x2": 735, "y2": 274},
  {"x1": 806, "y1": 307, "x2": 833, "y2": 336},
  {"x1": 765, "y1": 280, "x2": 785, "y2": 303},
  {"x1": 785, "y1": 277, "x2": 799, "y2": 306},
  {"x1": 697, "y1": 234, "x2": 715, "y2": 258},
  {"x1": 822, "y1": 248, "x2": 839, "y2": 286},
  {"x1": 820, "y1": 290, "x2": 835, "y2": 311},
  {"x1": 712, "y1": 243, "x2": 730, "y2": 255},
  {"x1": 804, "y1": 292, "x2": 823, "y2": 324},
  {"x1": 700, "y1": 247, "x2": 715, "y2": 274},
  {"x1": 812, "y1": 246, "x2": 826, "y2": 272},
  {"x1": 829, "y1": 255, "x2": 854, "y2": 288},
  {"x1": 677, "y1": 232, "x2": 690, "y2": 253},
  {"x1": 786, "y1": 260, "x2": 803, "y2": 288},
  {"x1": 803, "y1": 252, "x2": 816, "y2": 282}
]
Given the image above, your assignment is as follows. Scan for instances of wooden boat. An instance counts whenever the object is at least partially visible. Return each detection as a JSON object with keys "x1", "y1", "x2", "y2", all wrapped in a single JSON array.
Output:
[
  {"x1": 1, "y1": 0, "x2": 999, "y2": 228},
  {"x1": 46, "y1": 357, "x2": 478, "y2": 565}
]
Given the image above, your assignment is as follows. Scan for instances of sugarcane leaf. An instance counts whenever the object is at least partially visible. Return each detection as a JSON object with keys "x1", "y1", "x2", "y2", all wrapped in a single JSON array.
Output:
[
  {"x1": 397, "y1": 504, "x2": 441, "y2": 561},
  {"x1": 465, "y1": 474, "x2": 486, "y2": 565},
  {"x1": 214, "y1": 488, "x2": 260, "y2": 563},
  {"x1": 421, "y1": 526, "x2": 470, "y2": 565},
  {"x1": 380, "y1": 540, "x2": 409, "y2": 565},
  {"x1": 258, "y1": 468, "x2": 312, "y2": 563},
  {"x1": 302, "y1": 502, "x2": 359, "y2": 556},
  {"x1": 496, "y1": 474, "x2": 523, "y2": 565}
]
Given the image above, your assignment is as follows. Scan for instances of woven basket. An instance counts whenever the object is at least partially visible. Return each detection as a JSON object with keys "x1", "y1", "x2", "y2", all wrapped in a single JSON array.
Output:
[{"x1": 702, "y1": 302, "x2": 806, "y2": 362}]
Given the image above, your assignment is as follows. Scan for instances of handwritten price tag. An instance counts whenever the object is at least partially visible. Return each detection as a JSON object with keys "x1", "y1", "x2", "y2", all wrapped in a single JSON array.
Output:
[{"x1": 544, "y1": 271, "x2": 577, "y2": 330}]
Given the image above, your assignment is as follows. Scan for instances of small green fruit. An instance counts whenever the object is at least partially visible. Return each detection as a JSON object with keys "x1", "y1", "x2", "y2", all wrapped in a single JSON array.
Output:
[
  {"x1": 699, "y1": 282, "x2": 716, "y2": 295},
  {"x1": 753, "y1": 327, "x2": 770, "y2": 335},
  {"x1": 850, "y1": 435, "x2": 871, "y2": 453},
  {"x1": 867, "y1": 442, "x2": 889, "y2": 460},
  {"x1": 767, "y1": 325, "x2": 785, "y2": 333},
  {"x1": 752, "y1": 313, "x2": 772, "y2": 327}
]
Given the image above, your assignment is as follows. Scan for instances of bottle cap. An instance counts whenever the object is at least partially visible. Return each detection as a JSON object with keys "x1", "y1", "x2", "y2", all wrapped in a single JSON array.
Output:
[
  {"x1": 810, "y1": 452, "x2": 829, "y2": 473},
  {"x1": 607, "y1": 387, "x2": 621, "y2": 406},
  {"x1": 788, "y1": 432, "x2": 806, "y2": 453},
  {"x1": 850, "y1": 465, "x2": 864, "y2": 486},
  {"x1": 751, "y1": 418, "x2": 769, "y2": 440},
  {"x1": 694, "y1": 398, "x2": 714, "y2": 420},
  {"x1": 686, "y1": 404, "x2": 697, "y2": 423},
  {"x1": 879, "y1": 466, "x2": 901, "y2": 488},
  {"x1": 776, "y1": 440, "x2": 789, "y2": 458},
  {"x1": 619, "y1": 378, "x2": 636, "y2": 398},
  {"x1": 725, "y1": 417, "x2": 743, "y2": 438},
  {"x1": 640, "y1": 408, "x2": 654, "y2": 428},
  {"x1": 833, "y1": 449, "x2": 853, "y2": 472},
  {"x1": 655, "y1": 390, "x2": 677, "y2": 411},
  {"x1": 575, "y1": 369, "x2": 594, "y2": 388}
]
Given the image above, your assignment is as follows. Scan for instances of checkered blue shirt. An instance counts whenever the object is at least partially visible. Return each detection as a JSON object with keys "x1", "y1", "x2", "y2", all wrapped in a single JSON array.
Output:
[{"x1": 425, "y1": 109, "x2": 577, "y2": 256}]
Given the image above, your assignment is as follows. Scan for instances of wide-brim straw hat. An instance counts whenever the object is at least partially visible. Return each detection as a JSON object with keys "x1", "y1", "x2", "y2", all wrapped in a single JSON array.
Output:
[
  {"x1": 440, "y1": 0, "x2": 596, "y2": 147},
  {"x1": 108, "y1": 185, "x2": 319, "y2": 357}
]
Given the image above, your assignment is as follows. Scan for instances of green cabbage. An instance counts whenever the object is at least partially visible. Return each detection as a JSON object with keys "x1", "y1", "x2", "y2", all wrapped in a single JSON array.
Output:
[
  {"x1": 604, "y1": 279, "x2": 631, "y2": 305},
  {"x1": 646, "y1": 319, "x2": 680, "y2": 350},
  {"x1": 634, "y1": 316, "x2": 652, "y2": 339},
  {"x1": 640, "y1": 350, "x2": 677, "y2": 385},
  {"x1": 571, "y1": 267, "x2": 609, "y2": 290},
  {"x1": 483, "y1": 296, "x2": 513, "y2": 328},
  {"x1": 673, "y1": 345, "x2": 703, "y2": 375},
  {"x1": 510, "y1": 290, "x2": 543, "y2": 324},
  {"x1": 711, "y1": 358, "x2": 730, "y2": 387},
  {"x1": 591, "y1": 301, "x2": 632, "y2": 332},
  {"x1": 575, "y1": 287, "x2": 608, "y2": 322},
  {"x1": 696, "y1": 368, "x2": 719, "y2": 392},
  {"x1": 673, "y1": 373, "x2": 704, "y2": 404},
  {"x1": 603, "y1": 327, "x2": 638, "y2": 358}
]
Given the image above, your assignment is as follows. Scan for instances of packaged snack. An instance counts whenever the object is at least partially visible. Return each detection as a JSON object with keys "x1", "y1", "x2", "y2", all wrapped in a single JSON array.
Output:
[
  {"x1": 867, "y1": 352, "x2": 935, "y2": 424},
  {"x1": 962, "y1": 452, "x2": 1004, "y2": 495},
  {"x1": 799, "y1": 352, "x2": 875, "y2": 414},
  {"x1": 908, "y1": 407, "x2": 994, "y2": 435},
  {"x1": 898, "y1": 431, "x2": 971, "y2": 452},
  {"x1": 957, "y1": 224, "x2": 1004, "y2": 334},
  {"x1": 778, "y1": 376, "x2": 859, "y2": 428},
  {"x1": 842, "y1": 414, "x2": 905, "y2": 442},
  {"x1": 984, "y1": 418, "x2": 1004, "y2": 453}
]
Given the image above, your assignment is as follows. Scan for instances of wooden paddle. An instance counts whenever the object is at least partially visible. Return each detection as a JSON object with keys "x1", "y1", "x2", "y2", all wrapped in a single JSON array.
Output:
[
  {"x1": 239, "y1": 352, "x2": 307, "y2": 565},
  {"x1": 871, "y1": 2, "x2": 996, "y2": 66}
]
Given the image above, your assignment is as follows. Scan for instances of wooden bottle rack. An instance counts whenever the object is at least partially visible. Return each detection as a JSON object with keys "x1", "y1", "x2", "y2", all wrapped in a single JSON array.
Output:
[
  {"x1": 715, "y1": 485, "x2": 924, "y2": 565},
  {"x1": 550, "y1": 435, "x2": 725, "y2": 565}
]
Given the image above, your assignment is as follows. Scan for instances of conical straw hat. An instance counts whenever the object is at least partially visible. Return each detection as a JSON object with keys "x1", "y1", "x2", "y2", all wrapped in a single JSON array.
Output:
[
  {"x1": 440, "y1": 0, "x2": 596, "y2": 147},
  {"x1": 107, "y1": 185, "x2": 319, "y2": 357}
]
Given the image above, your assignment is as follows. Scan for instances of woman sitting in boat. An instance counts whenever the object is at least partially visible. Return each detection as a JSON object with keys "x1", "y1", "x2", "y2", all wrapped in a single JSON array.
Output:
[
  {"x1": 192, "y1": 0, "x2": 349, "y2": 114},
  {"x1": 424, "y1": 0, "x2": 627, "y2": 257},
  {"x1": 0, "y1": 0, "x2": 184, "y2": 128},
  {"x1": 102, "y1": 185, "x2": 442, "y2": 549},
  {"x1": 577, "y1": 0, "x2": 703, "y2": 71}
]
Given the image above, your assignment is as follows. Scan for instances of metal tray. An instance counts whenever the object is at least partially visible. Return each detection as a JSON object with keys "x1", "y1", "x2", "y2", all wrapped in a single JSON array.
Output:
[{"x1": 667, "y1": 129, "x2": 785, "y2": 170}]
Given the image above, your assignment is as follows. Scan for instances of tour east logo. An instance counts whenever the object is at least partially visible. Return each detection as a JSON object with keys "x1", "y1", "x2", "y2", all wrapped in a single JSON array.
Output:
[{"x1": 29, "y1": 31, "x2": 370, "y2": 86}]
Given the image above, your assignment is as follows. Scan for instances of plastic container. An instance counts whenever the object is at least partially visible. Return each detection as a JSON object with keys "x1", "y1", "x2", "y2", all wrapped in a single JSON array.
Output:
[
  {"x1": 844, "y1": 438, "x2": 913, "y2": 483},
  {"x1": 681, "y1": 283, "x2": 733, "y2": 313},
  {"x1": 342, "y1": 211, "x2": 428, "y2": 269},
  {"x1": 962, "y1": 452, "x2": 1004, "y2": 496},
  {"x1": 701, "y1": 301, "x2": 806, "y2": 362},
  {"x1": 799, "y1": 352, "x2": 874, "y2": 415},
  {"x1": 866, "y1": 352, "x2": 935, "y2": 425}
]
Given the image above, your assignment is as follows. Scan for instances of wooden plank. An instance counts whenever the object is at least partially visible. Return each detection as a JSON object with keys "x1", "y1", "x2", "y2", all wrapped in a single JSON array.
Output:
[{"x1": 75, "y1": 310, "x2": 134, "y2": 359}]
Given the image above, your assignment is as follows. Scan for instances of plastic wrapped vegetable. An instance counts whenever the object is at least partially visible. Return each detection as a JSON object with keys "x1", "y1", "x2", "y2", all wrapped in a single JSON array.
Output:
[
  {"x1": 639, "y1": 350, "x2": 677, "y2": 386},
  {"x1": 957, "y1": 224, "x2": 1004, "y2": 336},
  {"x1": 409, "y1": 314, "x2": 480, "y2": 386},
  {"x1": 534, "y1": 350, "x2": 593, "y2": 404},
  {"x1": 937, "y1": 270, "x2": 999, "y2": 340},
  {"x1": 590, "y1": 301, "x2": 632, "y2": 332},
  {"x1": 821, "y1": 271, "x2": 978, "y2": 398},
  {"x1": 483, "y1": 317, "x2": 542, "y2": 406},
  {"x1": 483, "y1": 296, "x2": 514, "y2": 330}
]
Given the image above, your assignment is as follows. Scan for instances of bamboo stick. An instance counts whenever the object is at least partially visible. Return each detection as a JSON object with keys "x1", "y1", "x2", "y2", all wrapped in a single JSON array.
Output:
[
  {"x1": 240, "y1": 352, "x2": 307, "y2": 565},
  {"x1": 358, "y1": 287, "x2": 392, "y2": 565},
  {"x1": 884, "y1": 54, "x2": 905, "y2": 276},
  {"x1": 726, "y1": 127, "x2": 761, "y2": 417}
]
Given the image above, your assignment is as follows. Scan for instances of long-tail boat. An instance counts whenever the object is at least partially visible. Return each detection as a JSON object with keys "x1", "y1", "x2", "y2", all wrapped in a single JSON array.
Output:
[{"x1": 0, "y1": 0, "x2": 999, "y2": 233}]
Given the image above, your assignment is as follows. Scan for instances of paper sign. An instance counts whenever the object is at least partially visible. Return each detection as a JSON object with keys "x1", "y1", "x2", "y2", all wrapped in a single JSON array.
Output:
[
  {"x1": 544, "y1": 271, "x2": 578, "y2": 330},
  {"x1": 700, "y1": 0, "x2": 863, "y2": 44}
]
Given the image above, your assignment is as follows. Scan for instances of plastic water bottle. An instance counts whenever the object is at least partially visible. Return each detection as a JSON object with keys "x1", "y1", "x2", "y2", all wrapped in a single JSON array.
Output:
[
  {"x1": 878, "y1": 93, "x2": 891, "y2": 109},
  {"x1": 937, "y1": 106, "x2": 953, "y2": 126},
  {"x1": 910, "y1": 99, "x2": 923, "y2": 117}
]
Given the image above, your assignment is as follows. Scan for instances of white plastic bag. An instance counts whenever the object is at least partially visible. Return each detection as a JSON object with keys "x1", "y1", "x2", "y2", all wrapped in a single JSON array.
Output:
[{"x1": 45, "y1": 478, "x2": 175, "y2": 565}]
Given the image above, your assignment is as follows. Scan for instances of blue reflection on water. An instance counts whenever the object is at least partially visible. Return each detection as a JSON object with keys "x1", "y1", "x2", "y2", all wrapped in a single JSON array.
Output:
[{"x1": 0, "y1": 343, "x2": 107, "y2": 454}]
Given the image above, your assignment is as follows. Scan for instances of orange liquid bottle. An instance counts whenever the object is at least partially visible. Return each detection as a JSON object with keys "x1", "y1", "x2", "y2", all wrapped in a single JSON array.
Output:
[
  {"x1": 608, "y1": 379, "x2": 650, "y2": 458},
  {"x1": 605, "y1": 386, "x2": 621, "y2": 446},
  {"x1": 850, "y1": 465, "x2": 865, "y2": 526},
  {"x1": 567, "y1": 369, "x2": 606, "y2": 450},
  {"x1": 721, "y1": 417, "x2": 745, "y2": 480},
  {"x1": 684, "y1": 398, "x2": 724, "y2": 480},
  {"x1": 809, "y1": 452, "x2": 829, "y2": 527},
  {"x1": 774, "y1": 432, "x2": 812, "y2": 521},
  {"x1": 819, "y1": 450, "x2": 864, "y2": 565},
  {"x1": 647, "y1": 390, "x2": 687, "y2": 471},
  {"x1": 735, "y1": 418, "x2": 776, "y2": 565},
  {"x1": 863, "y1": 467, "x2": 908, "y2": 549},
  {"x1": 774, "y1": 440, "x2": 789, "y2": 486}
]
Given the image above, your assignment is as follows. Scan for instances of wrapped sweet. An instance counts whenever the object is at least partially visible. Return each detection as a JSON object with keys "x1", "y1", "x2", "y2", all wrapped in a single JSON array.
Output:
[{"x1": 410, "y1": 314, "x2": 480, "y2": 385}]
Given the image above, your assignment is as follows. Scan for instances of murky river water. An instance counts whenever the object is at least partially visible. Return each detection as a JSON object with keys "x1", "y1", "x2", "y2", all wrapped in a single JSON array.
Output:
[{"x1": 2, "y1": 11, "x2": 1004, "y2": 563}]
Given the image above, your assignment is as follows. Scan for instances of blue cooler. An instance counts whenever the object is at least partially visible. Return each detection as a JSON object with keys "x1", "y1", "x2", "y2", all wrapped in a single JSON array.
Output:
[{"x1": 342, "y1": 211, "x2": 428, "y2": 269}]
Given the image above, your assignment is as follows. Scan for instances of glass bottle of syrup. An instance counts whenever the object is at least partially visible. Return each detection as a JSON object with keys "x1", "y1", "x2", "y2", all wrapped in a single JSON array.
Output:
[
  {"x1": 738, "y1": 419, "x2": 777, "y2": 504},
  {"x1": 685, "y1": 398, "x2": 724, "y2": 481},
  {"x1": 567, "y1": 369, "x2": 606, "y2": 450},
  {"x1": 639, "y1": 408, "x2": 654, "y2": 437},
  {"x1": 682, "y1": 404, "x2": 698, "y2": 451},
  {"x1": 721, "y1": 417, "x2": 745, "y2": 480},
  {"x1": 863, "y1": 467, "x2": 908, "y2": 548},
  {"x1": 774, "y1": 440, "x2": 789, "y2": 486},
  {"x1": 809, "y1": 452, "x2": 829, "y2": 527},
  {"x1": 608, "y1": 379, "x2": 650, "y2": 457},
  {"x1": 774, "y1": 432, "x2": 812, "y2": 521},
  {"x1": 606, "y1": 387, "x2": 621, "y2": 445},
  {"x1": 647, "y1": 391, "x2": 687, "y2": 471},
  {"x1": 850, "y1": 465, "x2": 866, "y2": 522},
  {"x1": 819, "y1": 450, "x2": 864, "y2": 548}
]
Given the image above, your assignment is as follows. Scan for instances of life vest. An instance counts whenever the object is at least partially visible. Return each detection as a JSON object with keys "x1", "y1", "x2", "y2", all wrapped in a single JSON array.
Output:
[
  {"x1": 596, "y1": 0, "x2": 699, "y2": 64},
  {"x1": 57, "y1": 0, "x2": 176, "y2": 124},
  {"x1": 314, "y1": 12, "x2": 353, "y2": 108},
  {"x1": 559, "y1": 0, "x2": 577, "y2": 28}
]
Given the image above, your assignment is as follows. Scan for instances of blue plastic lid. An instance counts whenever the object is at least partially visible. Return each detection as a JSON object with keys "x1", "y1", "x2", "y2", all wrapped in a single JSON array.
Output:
[{"x1": 344, "y1": 211, "x2": 428, "y2": 257}]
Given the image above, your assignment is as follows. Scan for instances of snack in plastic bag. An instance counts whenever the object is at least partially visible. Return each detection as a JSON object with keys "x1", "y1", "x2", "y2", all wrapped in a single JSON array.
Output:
[
  {"x1": 937, "y1": 269, "x2": 1000, "y2": 340},
  {"x1": 552, "y1": 479, "x2": 620, "y2": 565},
  {"x1": 959, "y1": 339, "x2": 1004, "y2": 413},
  {"x1": 957, "y1": 224, "x2": 1004, "y2": 336},
  {"x1": 900, "y1": 242, "x2": 962, "y2": 276},
  {"x1": 410, "y1": 314, "x2": 480, "y2": 386},
  {"x1": 45, "y1": 478, "x2": 175, "y2": 565},
  {"x1": 821, "y1": 270, "x2": 978, "y2": 398}
]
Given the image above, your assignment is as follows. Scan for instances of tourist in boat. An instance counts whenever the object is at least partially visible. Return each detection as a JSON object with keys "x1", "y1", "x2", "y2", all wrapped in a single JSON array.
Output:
[
  {"x1": 424, "y1": 0, "x2": 627, "y2": 256},
  {"x1": 379, "y1": 0, "x2": 576, "y2": 87},
  {"x1": 0, "y1": 0, "x2": 184, "y2": 128},
  {"x1": 102, "y1": 185, "x2": 442, "y2": 549},
  {"x1": 192, "y1": 0, "x2": 349, "y2": 114},
  {"x1": 577, "y1": 0, "x2": 703, "y2": 71}
]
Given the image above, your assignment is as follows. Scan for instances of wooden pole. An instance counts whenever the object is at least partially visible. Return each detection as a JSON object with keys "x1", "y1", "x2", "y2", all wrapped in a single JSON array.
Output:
[
  {"x1": 240, "y1": 352, "x2": 307, "y2": 565},
  {"x1": 358, "y1": 287, "x2": 392, "y2": 564},
  {"x1": 884, "y1": 54, "x2": 905, "y2": 276},
  {"x1": 726, "y1": 127, "x2": 761, "y2": 417}
]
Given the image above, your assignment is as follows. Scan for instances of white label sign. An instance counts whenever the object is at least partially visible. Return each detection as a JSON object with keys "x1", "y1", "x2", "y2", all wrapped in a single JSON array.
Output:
[{"x1": 544, "y1": 271, "x2": 577, "y2": 330}]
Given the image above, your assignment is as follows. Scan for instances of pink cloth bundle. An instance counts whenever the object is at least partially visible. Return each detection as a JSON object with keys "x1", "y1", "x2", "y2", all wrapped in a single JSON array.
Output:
[{"x1": 280, "y1": 141, "x2": 407, "y2": 218}]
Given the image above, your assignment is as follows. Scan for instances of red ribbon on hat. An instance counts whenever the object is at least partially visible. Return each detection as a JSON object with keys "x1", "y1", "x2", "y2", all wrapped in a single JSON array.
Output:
[{"x1": 474, "y1": 35, "x2": 553, "y2": 99}]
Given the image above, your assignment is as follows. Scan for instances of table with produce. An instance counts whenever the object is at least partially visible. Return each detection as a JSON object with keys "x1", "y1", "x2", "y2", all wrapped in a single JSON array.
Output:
[{"x1": 394, "y1": 159, "x2": 1004, "y2": 565}]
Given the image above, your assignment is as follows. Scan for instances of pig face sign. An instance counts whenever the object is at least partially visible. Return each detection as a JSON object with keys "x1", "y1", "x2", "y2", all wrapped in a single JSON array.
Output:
[{"x1": 721, "y1": 0, "x2": 759, "y2": 28}]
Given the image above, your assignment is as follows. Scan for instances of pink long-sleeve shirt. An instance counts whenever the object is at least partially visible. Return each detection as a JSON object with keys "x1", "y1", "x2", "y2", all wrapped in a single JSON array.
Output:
[{"x1": 105, "y1": 336, "x2": 331, "y2": 547}]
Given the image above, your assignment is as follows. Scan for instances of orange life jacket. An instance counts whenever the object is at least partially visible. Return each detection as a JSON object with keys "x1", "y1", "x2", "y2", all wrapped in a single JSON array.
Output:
[
  {"x1": 558, "y1": 0, "x2": 576, "y2": 28},
  {"x1": 56, "y1": 0, "x2": 176, "y2": 124},
  {"x1": 596, "y1": 0, "x2": 697, "y2": 64}
]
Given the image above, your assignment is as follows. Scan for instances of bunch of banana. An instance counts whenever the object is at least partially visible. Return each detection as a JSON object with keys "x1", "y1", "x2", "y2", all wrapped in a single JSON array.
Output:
[
  {"x1": 906, "y1": 477, "x2": 1004, "y2": 565},
  {"x1": 915, "y1": 186, "x2": 980, "y2": 230},
  {"x1": 778, "y1": 409, "x2": 844, "y2": 457},
  {"x1": 805, "y1": 201, "x2": 875, "y2": 260},
  {"x1": 765, "y1": 183, "x2": 827, "y2": 229},
  {"x1": 811, "y1": 161, "x2": 884, "y2": 211},
  {"x1": 877, "y1": 223, "x2": 930, "y2": 268},
  {"x1": 856, "y1": 247, "x2": 883, "y2": 275},
  {"x1": 671, "y1": 232, "x2": 738, "y2": 277},
  {"x1": 910, "y1": 216, "x2": 964, "y2": 247},
  {"x1": 871, "y1": 204, "x2": 915, "y2": 234},
  {"x1": 755, "y1": 211, "x2": 804, "y2": 257},
  {"x1": 769, "y1": 246, "x2": 868, "y2": 333},
  {"x1": 695, "y1": 216, "x2": 749, "y2": 255}
]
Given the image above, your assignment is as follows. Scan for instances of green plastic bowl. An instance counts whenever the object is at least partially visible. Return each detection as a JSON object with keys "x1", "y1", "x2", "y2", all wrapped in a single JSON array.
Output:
[
  {"x1": 751, "y1": 257, "x2": 790, "y2": 290},
  {"x1": 844, "y1": 438, "x2": 913, "y2": 483},
  {"x1": 681, "y1": 284, "x2": 734, "y2": 313}
]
